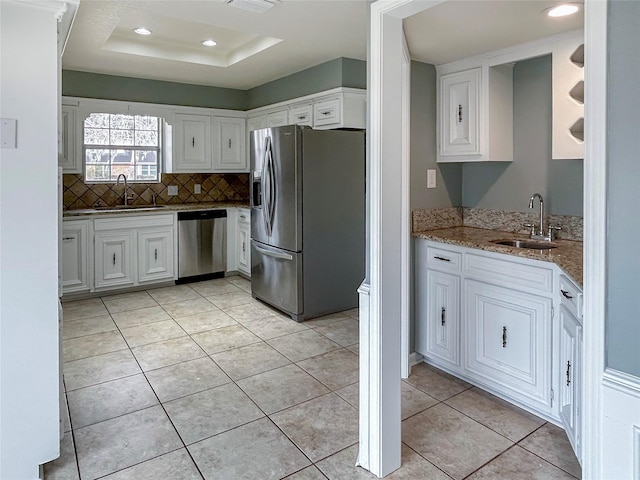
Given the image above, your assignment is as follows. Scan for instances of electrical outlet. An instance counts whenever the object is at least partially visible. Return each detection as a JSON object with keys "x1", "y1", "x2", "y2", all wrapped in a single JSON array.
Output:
[
  {"x1": 168, "y1": 185, "x2": 178, "y2": 196},
  {"x1": 427, "y1": 169, "x2": 437, "y2": 189},
  {"x1": 194, "y1": 184, "x2": 201, "y2": 194}
]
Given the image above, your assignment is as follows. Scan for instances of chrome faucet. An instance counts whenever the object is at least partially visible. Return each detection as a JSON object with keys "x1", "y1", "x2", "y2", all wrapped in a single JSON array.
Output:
[
  {"x1": 116, "y1": 174, "x2": 132, "y2": 206},
  {"x1": 525, "y1": 193, "x2": 561, "y2": 241}
]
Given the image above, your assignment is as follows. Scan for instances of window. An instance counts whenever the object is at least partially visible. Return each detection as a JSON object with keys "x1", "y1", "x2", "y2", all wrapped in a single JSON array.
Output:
[{"x1": 83, "y1": 113, "x2": 162, "y2": 182}]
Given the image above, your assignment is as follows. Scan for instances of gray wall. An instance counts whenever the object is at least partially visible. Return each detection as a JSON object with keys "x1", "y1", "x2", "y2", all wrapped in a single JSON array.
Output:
[
  {"x1": 462, "y1": 55, "x2": 584, "y2": 216},
  {"x1": 410, "y1": 61, "x2": 462, "y2": 210},
  {"x1": 62, "y1": 70, "x2": 248, "y2": 110},
  {"x1": 62, "y1": 57, "x2": 367, "y2": 111},
  {"x1": 606, "y1": 1, "x2": 640, "y2": 377}
]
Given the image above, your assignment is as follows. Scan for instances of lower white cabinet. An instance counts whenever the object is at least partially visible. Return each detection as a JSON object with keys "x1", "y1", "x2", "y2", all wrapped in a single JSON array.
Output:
[
  {"x1": 464, "y1": 279, "x2": 552, "y2": 410},
  {"x1": 93, "y1": 214, "x2": 175, "y2": 292},
  {"x1": 94, "y1": 230, "x2": 134, "y2": 289},
  {"x1": 237, "y1": 208, "x2": 251, "y2": 277},
  {"x1": 415, "y1": 238, "x2": 582, "y2": 454},
  {"x1": 416, "y1": 268, "x2": 460, "y2": 368},
  {"x1": 61, "y1": 219, "x2": 91, "y2": 294},
  {"x1": 138, "y1": 227, "x2": 174, "y2": 283}
]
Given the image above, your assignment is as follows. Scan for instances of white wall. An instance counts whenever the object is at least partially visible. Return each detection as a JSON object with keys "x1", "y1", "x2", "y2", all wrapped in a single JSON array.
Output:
[{"x1": 0, "y1": 2, "x2": 61, "y2": 478}]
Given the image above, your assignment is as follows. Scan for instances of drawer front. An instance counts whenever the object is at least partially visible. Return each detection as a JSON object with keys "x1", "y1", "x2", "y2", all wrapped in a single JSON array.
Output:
[
  {"x1": 559, "y1": 274, "x2": 582, "y2": 319},
  {"x1": 289, "y1": 105, "x2": 313, "y2": 126},
  {"x1": 465, "y1": 253, "x2": 554, "y2": 293},
  {"x1": 426, "y1": 244, "x2": 462, "y2": 273},
  {"x1": 313, "y1": 98, "x2": 341, "y2": 126}
]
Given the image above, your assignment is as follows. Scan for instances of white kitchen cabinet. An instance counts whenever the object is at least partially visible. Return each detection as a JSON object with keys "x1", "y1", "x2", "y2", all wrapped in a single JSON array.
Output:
[
  {"x1": 436, "y1": 64, "x2": 513, "y2": 163},
  {"x1": 93, "y1": 214, "x2": 175, "y2": 292},
  {"x1": 438, "y1": 68, "x2": 481, "y2": 158},
  {"x1": 94, "y1": 230, "x2": 135, "y2": 290},
  {"x1": 558, "y1": 273, "x2": 583, "y2": 461},
  {"x1": 237, "y1": 208, "x2": 251, "y2": 277},
  {"x1": 173, "y1": 113, "x2": 212, "y2": 172},
  {"x1": 417, "y1": 269, "x2": 460, "y2": 367},
  {"x1": 59, "y1": 104, "x2": 81, "y2": 173},
  {"x1": 138, "y1": 227, "x2": 174, "y2": 283},
  {"x1": 266, "y1": 109, "x2": 289, "y2": 128},
  {"x1": 247, "y1": 115, "x2": 266, "y2": 132},
  {"x1": 288, "y1": 103, "x2": 313, "y2": 126},
  {"x1": 213, "y1": 116, "x2": 247, "y2": 172},
  {"x1": 312, "y1": 91, "x2": 366, "y2": 129},
  {"x1": 464, "y1": 279, "x2": 552, "y2": 411},
  {"x1": 61, "y1": 219, "x2": 91, "y2": 294}
]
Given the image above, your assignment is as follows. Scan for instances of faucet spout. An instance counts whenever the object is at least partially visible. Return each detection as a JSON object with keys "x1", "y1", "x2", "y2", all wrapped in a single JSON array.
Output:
[
  {"x1": 116, "y1": 174, "x2": 129, "y2": 206},
  {"x1": 528, "y1": 193, "x2": 544, "y2": 237}
]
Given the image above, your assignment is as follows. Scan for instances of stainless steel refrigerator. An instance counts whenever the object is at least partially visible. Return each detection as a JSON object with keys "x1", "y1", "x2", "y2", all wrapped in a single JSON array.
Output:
[{"x1": 250, "y1": 125, "x2": 365, "y2": 322}]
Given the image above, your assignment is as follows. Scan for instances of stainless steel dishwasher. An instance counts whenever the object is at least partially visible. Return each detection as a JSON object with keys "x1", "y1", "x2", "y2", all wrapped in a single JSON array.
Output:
[{"x1": 177, "y1": 210, "x2": 227, "y2": 283}]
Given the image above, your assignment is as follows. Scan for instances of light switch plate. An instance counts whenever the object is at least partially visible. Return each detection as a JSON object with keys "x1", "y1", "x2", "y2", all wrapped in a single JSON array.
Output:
[
  {"x1": 1, "y1": 118, "x2": 17, "y2": 149},
  {"x1": 427, "y1": 169, "x2": 437, "y2": 189},
  {"x1": 194, "y1": 184, "x2": 201, "y2": 194},
  {"x1": 168, "y1": 185, "x2": 178, "y2": 196}
]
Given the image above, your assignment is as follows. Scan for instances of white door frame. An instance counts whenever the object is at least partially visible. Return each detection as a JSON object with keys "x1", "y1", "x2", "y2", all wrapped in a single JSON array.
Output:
[{"x1": 363, "y1": 0, "x2": 607, "y2": 477}]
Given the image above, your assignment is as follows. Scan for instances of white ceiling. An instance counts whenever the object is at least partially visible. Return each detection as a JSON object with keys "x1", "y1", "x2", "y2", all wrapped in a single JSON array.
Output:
[{"x1": 63, "y1": 0, "x2": 583, "y2": 91}]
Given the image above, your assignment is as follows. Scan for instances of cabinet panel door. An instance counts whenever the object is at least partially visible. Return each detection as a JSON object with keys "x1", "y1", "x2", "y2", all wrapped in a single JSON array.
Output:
[
  {"x1": 266, "y1": 109, "x2": 289, "y2": 128},
  {"x1": 439, "y1": 68, "x2": 481, "y2": 157},
  {"x1": 247, "y1": 115, "x2": 266, "y2": 132},
  {"x1": 95, "y1": 231, "x2": 134, "y2": 289},
  {"x1": 416, "y1": 269, "x2": 460, "y2": 366},
  {"x1": 138, "y1": 227, "x2": 174, "y2": 283},
  {"x1": 464, "y1": 279, "x2": 552, "y2": 408},
  {"x1": 237, "y1": 222, "x2": 251, "y2": 276},
  {"x1": 213, "y1": 117, "x2": 246, "y2": 172},
  {"x1": 61, "y1": 221, "x2": 90, "y2": 293},
  {"x1": 559, "y1": 304, "x2": 582, "y2": 459},
  {"x1": 60, "y1": 106, "x2": 81, "y2": 173},
  {"x1": 174, "y1": 114, "x2": 212, "y2": 172}
]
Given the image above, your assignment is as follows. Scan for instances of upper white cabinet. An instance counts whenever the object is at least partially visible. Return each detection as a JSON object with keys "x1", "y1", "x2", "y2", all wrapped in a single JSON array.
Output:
[
  {"x1": 247, "y1": 88, "x2": 366, "y2": 132},
  {"x1": 59, "y1": 104, "x2": 81, "y2": 173},
  {"x1": 437, "y1": 64, "x2": 513, "y2": 163},
  {"x1": 438, "y1": 68, "x2": 481, "y2": 157},
  {"x1": 213, "y1": 116, "x2": 247, "y2": 172},
  {"x1": 552, "y1": 34, "x2": 584, "y2": 160},
  {"x1": 173, "y1": 113, "x2": 212, "y2": 172}
]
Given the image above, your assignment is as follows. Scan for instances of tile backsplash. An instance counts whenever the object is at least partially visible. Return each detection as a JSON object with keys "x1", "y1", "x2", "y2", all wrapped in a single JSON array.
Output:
[
  {"x1": 63, "y1": 173, "x2": 250, "y2": 210},
  {"x1": 412, "y1": 207, "x2": 583, "y2": 241}
]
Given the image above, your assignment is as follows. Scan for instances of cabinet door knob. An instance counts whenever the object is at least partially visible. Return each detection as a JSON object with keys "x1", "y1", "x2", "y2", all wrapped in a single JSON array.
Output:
[
  {"x1": 441, "y1": 306, "x2": 446, "y2": 326},
  {"x1": 566, "y1": 361, "x2": 572, "y2": 386},
  {"x1": 502, "y1": 326, "x2": 507, "y2": 348}
]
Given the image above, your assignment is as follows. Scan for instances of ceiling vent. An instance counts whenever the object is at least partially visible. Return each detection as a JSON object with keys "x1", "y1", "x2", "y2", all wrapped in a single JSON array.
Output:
[{"x1": 226, "y1": 0, "x2": 279, "y2": 13}]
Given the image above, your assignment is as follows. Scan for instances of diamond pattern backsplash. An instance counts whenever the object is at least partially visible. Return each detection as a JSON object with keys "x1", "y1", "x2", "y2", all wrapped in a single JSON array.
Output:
[{"x1": 63, "y1": 173, "x2": 250, "y2": 210}]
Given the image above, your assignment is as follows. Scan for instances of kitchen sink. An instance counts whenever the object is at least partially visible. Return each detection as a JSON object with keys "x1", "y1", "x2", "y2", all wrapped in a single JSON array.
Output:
[{"x1": 492, "y1": 239, "x2": 558, "y2": 250}]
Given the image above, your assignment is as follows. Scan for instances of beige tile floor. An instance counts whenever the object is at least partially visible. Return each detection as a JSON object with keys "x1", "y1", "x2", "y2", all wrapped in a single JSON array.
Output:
[{"x1": 45, "y1": 276, "x2": 581, "y2": 480}]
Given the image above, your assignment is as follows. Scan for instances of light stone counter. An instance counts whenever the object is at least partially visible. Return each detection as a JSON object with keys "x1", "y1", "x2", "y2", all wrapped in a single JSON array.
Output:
[
  {"x1": 63, "y1": 201, "x2": 250, "y2": 218},
  {"x1": 413, "y1": 226, "x2": 583, "y2": 287}
]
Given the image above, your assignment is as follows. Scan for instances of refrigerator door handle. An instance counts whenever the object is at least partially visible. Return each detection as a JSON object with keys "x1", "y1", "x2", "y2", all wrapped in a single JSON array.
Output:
[
  {"x1": 262, "y1": 136, "x2": 276, "y2": 236},
  {"x1": 253, "y1": 243, "x2": 293, "y2": 261}
]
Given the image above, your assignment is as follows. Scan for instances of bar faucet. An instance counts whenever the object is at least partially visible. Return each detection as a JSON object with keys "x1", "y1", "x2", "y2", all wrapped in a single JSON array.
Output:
[
  {"x1": 116, "y1": 174, "x2": 132, "y2": 206},
  {"x1": 525, "y1": 193, "x2": 561, "y2": 241}
]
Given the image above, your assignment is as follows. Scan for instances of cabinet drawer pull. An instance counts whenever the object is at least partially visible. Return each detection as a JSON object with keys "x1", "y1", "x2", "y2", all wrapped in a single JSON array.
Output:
[
  {"x1": 113, "y1": 253, "x2": 116, "y2": 266},
  {"x1": 502, "y1": 326, "x2": 507, "y2": 348},
  {"x1": 62, "y1": 236, "x2": 74, "y2": 241},
  {"x1": 321, "y1": 110, "x2": 331, "y2": 116},
  {"x1": 192, "y1": 137, "x2": 195, "y2": 148},
  {"x1": 441, "y1": 307, "x2": 446, "y2": 326},
  {"x1": 561, "y1": 289, "x2": 574, "y2": 299},
  {"x1": 434, "y1": 256, "x2": 450, "y2": 262},
  {"x1": 566, "y1": 361, "x2": 572, "y2": 386}
]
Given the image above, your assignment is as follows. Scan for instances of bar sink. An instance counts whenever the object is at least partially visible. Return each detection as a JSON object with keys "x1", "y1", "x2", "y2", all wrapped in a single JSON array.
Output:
[{"x1": 492, "y1": 239, "x2": 558, "y2": 250}]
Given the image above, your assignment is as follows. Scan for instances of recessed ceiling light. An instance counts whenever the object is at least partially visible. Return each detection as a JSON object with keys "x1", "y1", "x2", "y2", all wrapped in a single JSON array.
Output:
[
  {"x1": 134, "y1": 27, "x2": 152, "y2": 35},
  {"x1": 201, "y1": 39, "x2": 218, "y2": 47},
  {"x1": 546, "y1": 3, "x2": 580, "y2": 17}
]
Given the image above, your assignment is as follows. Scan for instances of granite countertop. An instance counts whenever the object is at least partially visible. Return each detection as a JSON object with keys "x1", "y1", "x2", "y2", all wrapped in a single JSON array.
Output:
[
  {"x1": 63, "y1": 201, "x2": 250, "y2": 217},
  {"x1": 413, "y1": 226, "x2": 583, "y2": 287}
]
